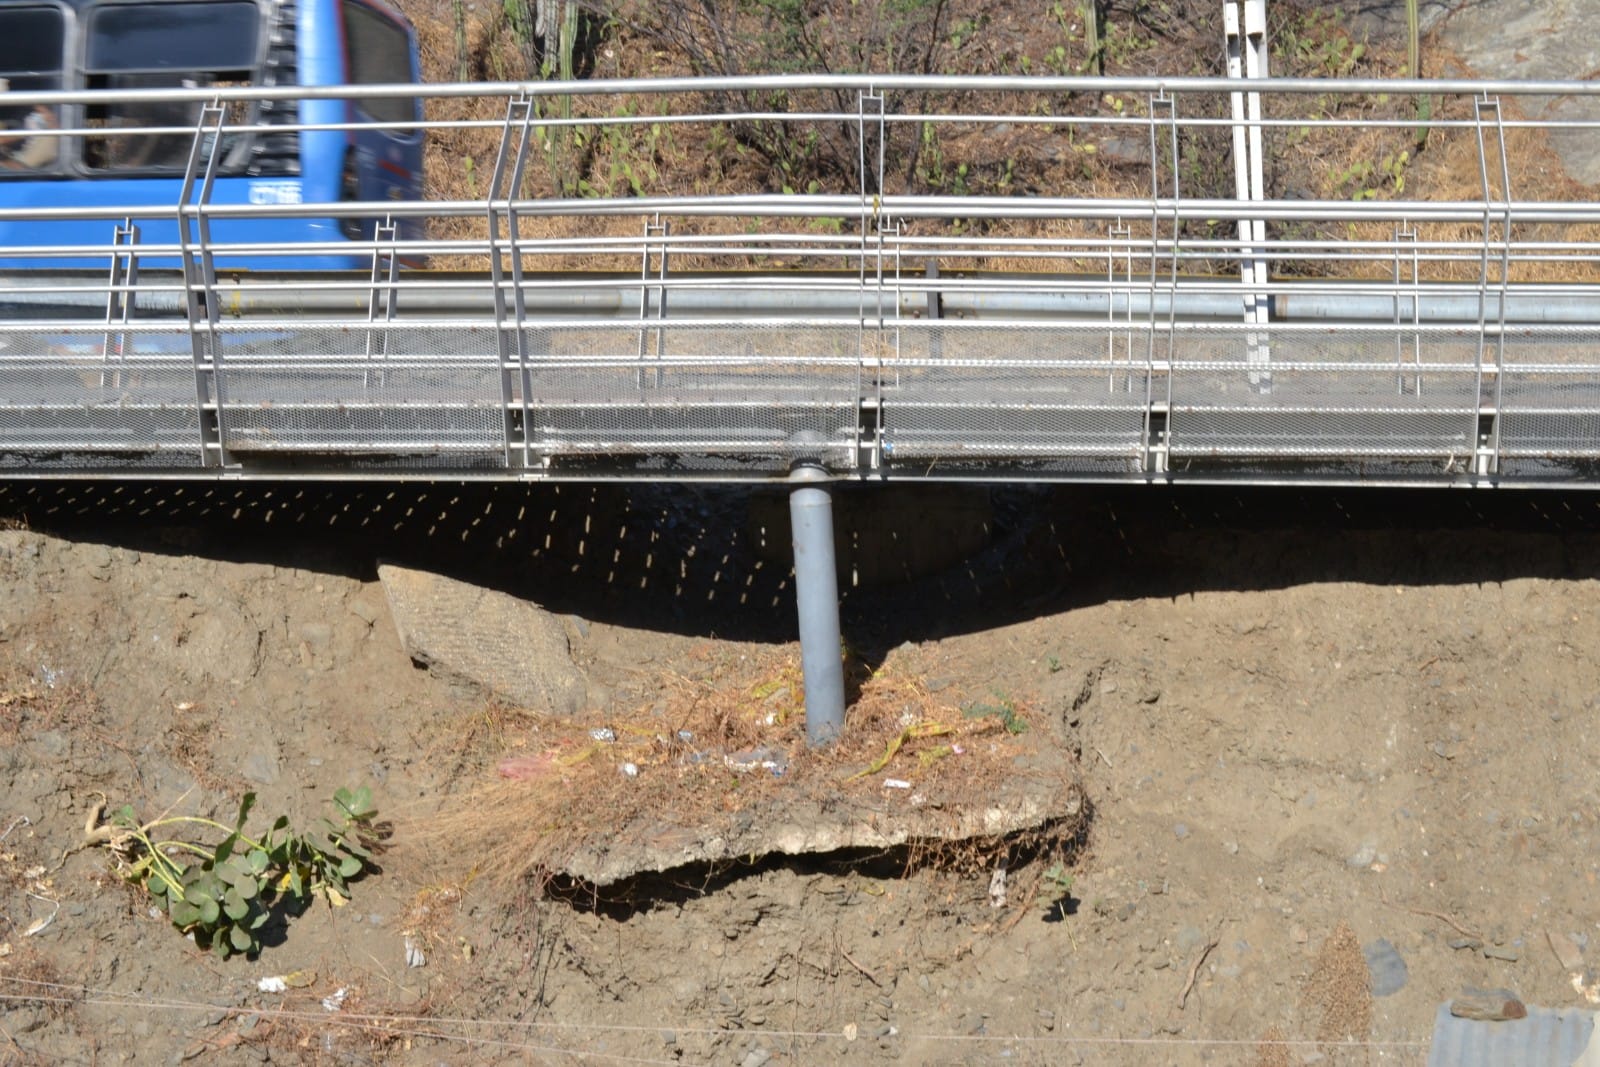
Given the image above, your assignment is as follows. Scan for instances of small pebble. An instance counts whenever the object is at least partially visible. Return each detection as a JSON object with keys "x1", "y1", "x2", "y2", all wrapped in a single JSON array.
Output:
[
  {"x1": 1449, "y1": 937, "x2": 1484, "y2": 952},
  {"x1": 1484, "y1": 944, "x2": 1521, "y2": 963},
  {"x1": 1173, "y1": 823, "x2": 1189, "y2": 840},
  {"x1": 1346, "y1": 843, "x2": 1378, "y2": 869}
]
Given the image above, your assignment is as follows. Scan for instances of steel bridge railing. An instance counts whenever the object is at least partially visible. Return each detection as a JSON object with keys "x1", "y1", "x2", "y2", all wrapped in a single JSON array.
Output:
[{"x1": 4, "y1": 75, "x2": 1600, "y2": 484}]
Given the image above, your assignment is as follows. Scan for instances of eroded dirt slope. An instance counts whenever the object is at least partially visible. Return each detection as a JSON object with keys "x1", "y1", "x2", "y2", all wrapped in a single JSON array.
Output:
[{"x1": 0, "y1": 482, "x2": 1597, "y2": 1064}]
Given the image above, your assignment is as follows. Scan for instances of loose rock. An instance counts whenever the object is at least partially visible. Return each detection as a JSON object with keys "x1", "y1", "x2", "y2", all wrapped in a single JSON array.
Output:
[
  {"x1": 1363, "y1": 938, "x2": 1409, "y2": 997},
  {"x1": 1548, "y1": 930, "x2": 1585, "y2": 971},
  {"x1": 1450, "y1": 989, "x2": 1528, "y2": 1022},
  {"x1": 1346, "y1": 843, "x2": 1378, "y2": 869}
]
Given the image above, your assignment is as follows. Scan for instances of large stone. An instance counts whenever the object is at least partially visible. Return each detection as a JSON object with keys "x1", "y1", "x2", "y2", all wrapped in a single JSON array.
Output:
[
  {"x1": 378, "y1": 564, "x2": 585, "y2": 715},
  {"x1": 1433, "y1": 0, "x2": 1600, "y2": 184}
]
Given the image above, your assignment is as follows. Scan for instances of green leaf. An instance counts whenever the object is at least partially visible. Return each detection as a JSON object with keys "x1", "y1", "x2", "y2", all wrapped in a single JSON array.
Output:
[
  {"x1": 334, "y1": 786, "x2": 375, "y2": 819},
  {"x1": 169, "y1": 899, "x2": 201, "y2": 927},
  {"x1": 235, "y1": 792, "x2": 257, "y2": 831},
  {"x1": 236, "y1": 876, "x2": 259, "y2": 902},
  {"x1": 229, "y1": 924, "x2": 253, "y2": 952},
  {"x1": 214, "y1": 834, "x2": 236, "y2": 866},
  {"x1": 197, "y1": 896, "x2": 220, "y2": 926},
  {"x1": 247, "y1": 849, "x2": 270, "y2": 874},
  {"x1": 223, "y1": 888, "x2": 249, "y2": 921},
  {"x1": 337, "y1": 855, "x2": 364, "y2": 880}
]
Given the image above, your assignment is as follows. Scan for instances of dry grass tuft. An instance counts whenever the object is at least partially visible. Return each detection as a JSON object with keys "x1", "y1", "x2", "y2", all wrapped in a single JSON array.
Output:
[
  {"x1": 0, "y1": 656, "x2": 98, "y2": 746},
  {"x1": 0, "y1": 943, "x2": 75, "y2": 1020},
  {"x1": 411, "y1": 645, "x2": 1079, "y2": 896}
]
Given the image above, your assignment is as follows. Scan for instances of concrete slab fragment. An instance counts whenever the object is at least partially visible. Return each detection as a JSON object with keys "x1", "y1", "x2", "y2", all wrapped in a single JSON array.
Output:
[
  {"x1": 559, "y1": 755, "x2": 1083, "y2": 888},
  {"x1": 378, "y1": 564, "x2": 585, "y2": 715}
]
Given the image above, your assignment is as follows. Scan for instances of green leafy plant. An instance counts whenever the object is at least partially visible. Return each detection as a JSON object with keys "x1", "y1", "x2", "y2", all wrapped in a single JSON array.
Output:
[
  {"x1": 1332, "y1": 150, "x2": 1409, "y2": 201},
  {"x1": 961, "y1": 694, "x2": 1028, "y2": 735},
  {"x1": 1039, "y1": 860, "x2": 1075, "y2": 920},
  {"x1": 108, "y1": 787, "x2": 385, "y2": 959},
  {"x1": 1040, "y1": 861, "x2": 1074, "y2": 905},
  {"x1": 1275, "y1": 7, "x2": 1366, "y2": 77}
]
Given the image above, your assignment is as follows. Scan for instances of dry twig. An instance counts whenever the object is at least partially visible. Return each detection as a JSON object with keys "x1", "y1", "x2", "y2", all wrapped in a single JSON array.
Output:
[
  {"x1": 1000, "y1": 878, "x2": 1042, "y2": 935},
  {"x1": 840, "y1": 948, "x2": 882, "y2": 987},
  {"x1": 1177, "y1": 931, "x2": 1220, "y2": 1011},
  {"x1": 1378, "y1": 890, "x2": 1481, "y2": 940}
]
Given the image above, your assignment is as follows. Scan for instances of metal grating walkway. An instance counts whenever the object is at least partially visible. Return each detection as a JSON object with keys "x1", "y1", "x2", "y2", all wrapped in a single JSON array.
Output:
[{"x1": 6, "y1": 71, "x2": 1600, "y2": 486}]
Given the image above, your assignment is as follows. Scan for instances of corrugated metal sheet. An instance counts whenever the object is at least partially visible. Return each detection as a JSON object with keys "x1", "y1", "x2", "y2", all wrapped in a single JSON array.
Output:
[{"x1": 1427, "y1": 1004, "x2": 1598, "y2": 1067}]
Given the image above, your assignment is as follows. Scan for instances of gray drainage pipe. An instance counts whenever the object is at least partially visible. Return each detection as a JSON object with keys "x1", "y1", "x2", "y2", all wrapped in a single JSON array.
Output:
[
  {"x1": 10, "y1": 278, "x2": 1600, "y2": 325},
  {"x1": 789, "y1": 460, "x2": 845, "y2": 747}
]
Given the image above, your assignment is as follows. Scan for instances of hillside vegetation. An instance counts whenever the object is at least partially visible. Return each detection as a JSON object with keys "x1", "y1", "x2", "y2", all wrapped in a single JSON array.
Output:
[{"x1": 397, "y1": 0, "x2": 1591, "y2": 280}]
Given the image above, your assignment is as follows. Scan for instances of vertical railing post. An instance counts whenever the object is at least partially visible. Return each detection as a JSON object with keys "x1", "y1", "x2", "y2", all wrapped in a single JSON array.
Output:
[
  {"x1": 101, "y1": 219, "x2": 140, "y2": 390},
  {"x1": 486, "y1": 94, "x2": 536, "y2": 468},
  {"x1": 1472, "y1": 94, "x2": 1513, "y2": 477},
  {"x1": 177, "y1": 101, "x2": 229, "y2": 468},
  {"x1": 364, "y1": 217, "x2": 398, "y2": 389},
  {"x1": 637, "y1": 214, "x2": 668, "y2": 389},
  {"x1": 1142, "y1": 92, "x2": 1178, "y2": 475},
  {"x1": 790, "y1": 457, "x2": 845, "y2": 747},
  {"x1": 857, "y1": 89, "x2": 890, "y2": 474}
]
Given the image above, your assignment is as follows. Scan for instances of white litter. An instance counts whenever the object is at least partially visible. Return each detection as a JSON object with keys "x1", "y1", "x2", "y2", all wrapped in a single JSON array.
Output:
[
  {"x1": 988, "y1": 865, "x2": 1008, "y2": 909},
  {"x1": 22, "y1": 892, "x2": 58, "y2": 937},
  {"x1": 883, "y1": 779, "x2": 912, "y2": 790}
]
